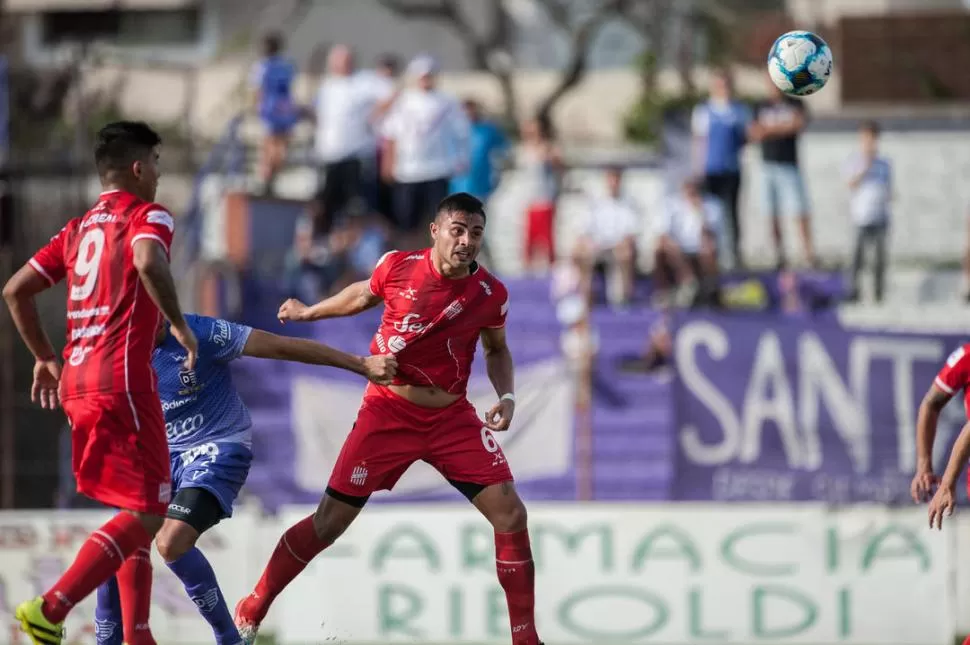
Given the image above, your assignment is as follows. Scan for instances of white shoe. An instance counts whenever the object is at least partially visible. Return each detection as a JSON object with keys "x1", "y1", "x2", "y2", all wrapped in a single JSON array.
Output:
[{"x1": 233, "y1": 598, "x2": 260, "y2": 645}]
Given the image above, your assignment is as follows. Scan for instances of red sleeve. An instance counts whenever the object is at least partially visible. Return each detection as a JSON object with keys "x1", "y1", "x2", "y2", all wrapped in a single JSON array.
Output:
[
  {"x1": 936, "y1": 344, "x2": 970, "y2": 395},
  {"x1": 369, "y1": 250, "x2": 398, "y2": 298},
  {"x1": 485, "y1": 281, "x2": 509, "y2": 329},
  {"x1": 128, "y1": 204, "x2": 175, "y2": 257},
  {"x1": 28, "y1": 224, "x2": 70, "y2": 286}
]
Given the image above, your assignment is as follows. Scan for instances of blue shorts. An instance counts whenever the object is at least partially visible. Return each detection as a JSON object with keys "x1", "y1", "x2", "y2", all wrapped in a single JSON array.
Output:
[
  {"x1": 169, "y1": 442, "x2": 252, "y2": 518},
  {"x1": 260, "y1": 100, "x2": 300, "y2": 136},
  {"x1": 763, "y1": 161, "x2": 810, "y2": 218}
]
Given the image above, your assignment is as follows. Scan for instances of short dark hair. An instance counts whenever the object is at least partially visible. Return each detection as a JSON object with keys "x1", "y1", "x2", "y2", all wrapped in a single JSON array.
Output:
[
  {"x1": 93, "y1": 121, "x2": 161, "y2": 177},
  {"x1": 437, "y1": 192, "x2": 486, "y2": 223},
  {"x1": 376, "y1": 53, "x2": 400, "y2": 75},
  {"x1": 860, "y1": 119, "x2": 881, "y2": 136},
  {"x1": 264, "y1": 32, "x2": 284, "y2": 57}
]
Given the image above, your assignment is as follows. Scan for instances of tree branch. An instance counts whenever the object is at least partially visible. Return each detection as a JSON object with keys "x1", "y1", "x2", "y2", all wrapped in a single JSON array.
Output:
[
  {"x1": 535, "y1": 0, "x2": 625, "y2": 123},
  {"x1": 377, "y1": 0, "x2": 487, "y2": 68},
  {"x1": 534, "y1": 0, "x2": 571, "y2": 31}
]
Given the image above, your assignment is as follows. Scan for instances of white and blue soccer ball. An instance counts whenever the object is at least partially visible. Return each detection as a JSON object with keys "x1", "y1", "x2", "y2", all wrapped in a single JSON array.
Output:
[{"x1": 767, "y1": 30, "x2": 833, "y2": 96}]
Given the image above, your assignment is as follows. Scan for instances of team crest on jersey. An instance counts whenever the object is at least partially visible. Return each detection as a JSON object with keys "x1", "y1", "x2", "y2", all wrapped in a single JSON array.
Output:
[
  {"x1": 479, "y1": 281, "x2": 492, "y2": 296},
  {"x1": 177, "y1": 368, "x2": 202, "y2": 396}
]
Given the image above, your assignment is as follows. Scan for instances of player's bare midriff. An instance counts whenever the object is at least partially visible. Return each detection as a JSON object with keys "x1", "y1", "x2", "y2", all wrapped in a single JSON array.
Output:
[{"x1": 388, "y1": 383, "x2": 462, "y2": 408}]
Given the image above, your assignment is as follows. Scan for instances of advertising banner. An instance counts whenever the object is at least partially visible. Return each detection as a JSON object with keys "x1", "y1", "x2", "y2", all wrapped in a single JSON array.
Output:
[
  {"x1": 277, "y1": 504, "x2": 951, "y2": 645},
  {"x1": 0, "y1": 511, "x2": 257, "y2": 645},
  {"x1": 671, "y1": 313, "x2": 968, "y2": 503}
]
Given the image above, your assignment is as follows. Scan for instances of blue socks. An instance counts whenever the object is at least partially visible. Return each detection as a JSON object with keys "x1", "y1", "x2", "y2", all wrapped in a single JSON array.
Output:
[
  {"x1": 94, "y1": 578, "x2": 123, "y2": 645},
  {"x1": 167, "y1": 547, "x2": 241, "y2": 645},
  {"x1": 94, "y1": 549, "x2": 240, "y2": 645}
]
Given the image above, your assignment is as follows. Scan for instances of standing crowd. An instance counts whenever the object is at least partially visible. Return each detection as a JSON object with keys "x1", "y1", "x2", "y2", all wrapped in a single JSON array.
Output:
[{"x1": 249, "y1": 34, "x2": 896, "y2": 310}]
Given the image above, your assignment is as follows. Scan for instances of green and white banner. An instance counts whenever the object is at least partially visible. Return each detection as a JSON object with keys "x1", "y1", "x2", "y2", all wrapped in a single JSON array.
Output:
[
  {"x1": 277, "y1": 504, "x2": 952, "y2": 644},
  {"x1": 0, "y1": 505, "x2": 955, "y2": 644}
]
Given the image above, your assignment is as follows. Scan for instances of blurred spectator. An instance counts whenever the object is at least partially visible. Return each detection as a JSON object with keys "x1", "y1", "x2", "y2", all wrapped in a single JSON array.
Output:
[
  {"x1": 376, "y1": 53, "x2": 401, "y2": 81},
  {"x1": 573, "y1": 166, "x2": 638, "y2": 308},
  {"x1": 382, "y1": 54, "x2": 470, "y2": 249},
  {"x1": 845, "y1": 120, "x2": 892, "y2": 303},
  {"x1": 449, "y1": 99, "x2": 509, "y2": 202},
  {"x1": 374, "y1": 53, "x2": 403, "y2": 222},
  {"x1": 283, "y1": 198, "x2": 389, "y2": 301},
  {"x1": 692, "y1": 69, "x2": 752, "y2": 267},
  {"x1": 449, "y1": 99, "x2": 508, "y2": 268},
  {"x1": 551, "y1": 258, "x2": 598, "y2": 369},
  {"x1": 312, "y1": 45, "x2": 396, "y2": 229},
  {"x1": 249, "y1": 32, "x2": 302, "y2": 195},
  {"x1": 752, "y1": 76, "x2": 816, "y2": 268},
  {"x1": 619, "y1": 314, "x2": 672, "y2": 375},
  {"x1": 653, "y1": 177, "x2": 722, "y2": 308},
  {"x1": 521, "y1": 116, "x2": 563, "y2": 273}
]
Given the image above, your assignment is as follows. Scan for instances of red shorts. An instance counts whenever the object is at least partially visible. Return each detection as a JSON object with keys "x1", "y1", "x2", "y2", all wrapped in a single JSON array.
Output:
[
  {"x1": 524, "y1": 201, "x2": 556, "y2": 265},
  {"x1": 328, "y1": 385, "x2": 514, "y2": 497},
  {"x1": 62, "y1": 392, "x2": 171, "y2": 515}
]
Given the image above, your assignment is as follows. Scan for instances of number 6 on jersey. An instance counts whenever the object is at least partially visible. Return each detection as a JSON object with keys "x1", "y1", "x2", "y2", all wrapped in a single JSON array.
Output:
[{"x1": 70, "y1": 229, "x2": 106, "y2": 301}]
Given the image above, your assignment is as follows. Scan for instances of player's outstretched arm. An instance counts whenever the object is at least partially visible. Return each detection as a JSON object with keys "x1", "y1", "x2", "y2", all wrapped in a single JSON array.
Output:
[
  {"x1": 929, "y1": 421, "x2": 970, "y2": 529},
  {"x1": 3, "y1": 264, "x2": 58, "y2": 362},
  {"x1": 278, "y1": 279, "x2": 381, "y2": 323},
  {"x1": 916, "y1": 385, "x2": 951, "y2": 466},
  {"x1": 132, "y1": 239, "x2": 198, "y2": 367},
  {"x1": 912, "y1": 383, "x2": 951, "y2": 502},
  {"x1": 242, "y1": 329, "x2": 397, "y2": 384},
  {"x1": 481, "y1": 326, "x2": 515, "y2": 432}
]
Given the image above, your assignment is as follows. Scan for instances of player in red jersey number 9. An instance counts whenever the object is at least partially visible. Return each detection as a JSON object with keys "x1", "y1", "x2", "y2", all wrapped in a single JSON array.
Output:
[{"x1": 3, "y1": 121, "x2": 197, "y2": 645}]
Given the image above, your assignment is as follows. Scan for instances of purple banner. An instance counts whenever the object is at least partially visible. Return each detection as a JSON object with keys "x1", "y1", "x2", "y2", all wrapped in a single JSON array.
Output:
[{"x1": 671, "y1": 312, "x2": 969, "y2": 504}]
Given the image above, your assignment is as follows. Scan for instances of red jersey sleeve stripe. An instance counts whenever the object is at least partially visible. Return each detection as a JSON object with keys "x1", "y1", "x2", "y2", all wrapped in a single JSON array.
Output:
[
  {"x1": 934, "y1": 376, "x2": 954, "y2": 394},
  {"x1": 28, "y1": 258, "x2": 56, "y2": 285},
  {"x1": 130, "y1": 233, "x2": 170, "y2": 254}
]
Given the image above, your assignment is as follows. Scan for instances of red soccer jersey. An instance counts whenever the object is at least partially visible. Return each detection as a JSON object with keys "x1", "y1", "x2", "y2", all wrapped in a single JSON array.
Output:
[
  {"x1": 368, "y1": 248, "x2": 509, "y2": 395},
  {"x1": 935, "y1": 343, "x2": 970, "y2": 415},
  {"x1": 29, "y1": 189, "x2": 175, "y2": 401}
]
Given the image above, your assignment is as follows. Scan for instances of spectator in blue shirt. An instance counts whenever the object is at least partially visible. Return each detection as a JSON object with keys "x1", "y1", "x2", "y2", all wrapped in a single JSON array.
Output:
[
  {"x1": 692, "y1": 69, "x2": 754, "y2": 267},
  {"x1": 249, "y1": 33, "x2": 301, "y2": 194},
  {"x1": 449, "y1": 99, "x2": 509, "y2": 203},
  {"x1": 844, "y1": 120, "x2": 892, "y2": 303}
]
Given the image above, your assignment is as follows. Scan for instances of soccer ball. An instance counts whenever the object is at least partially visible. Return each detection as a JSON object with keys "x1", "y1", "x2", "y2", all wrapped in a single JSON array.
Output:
[{"x1": 767, "y1": 30, "x2": 833, "y2": 96}]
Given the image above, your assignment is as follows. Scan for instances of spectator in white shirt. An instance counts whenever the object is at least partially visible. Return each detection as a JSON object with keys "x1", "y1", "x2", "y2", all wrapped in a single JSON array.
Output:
[
  {"x1": 654, "y1": 177, "x2": 722, "y2": 308},
  {"x1": 574, "y1": 167, "x2": 639, "y2": 307},
  {"x1": 312, "y1": 44, "x2": 396, "y2": 230},
  {"x1": 845, "y1": 120, "x2": 892, "y2": 303},
  {"x1": 374, "y1": 54, "x2": 402, "y2": 221},
  {"x1": 382, "y1": 53, "x2": 471, "y2": 248}
]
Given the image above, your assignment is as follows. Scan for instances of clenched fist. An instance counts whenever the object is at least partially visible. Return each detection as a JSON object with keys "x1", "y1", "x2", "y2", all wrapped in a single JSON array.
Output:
[
  {"x1": 277, "y1": 298, "x2": 310, "y2": 324},
  {"x1": 362, "y1": 354, "x2": 398, "y2": 385}
]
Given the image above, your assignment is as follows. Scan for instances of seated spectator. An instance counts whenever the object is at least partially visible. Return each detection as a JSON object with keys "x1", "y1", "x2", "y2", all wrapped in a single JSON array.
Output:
[
  {"x1": 653, "y1": 177, "x2": 722, "y2": 308},
  {"x1": 573, "y1": 166, "x2": 638, "y2": 308},
  {"x1": 283, "y1": 198, "x2": 389, "y2": 301},
  {"x1": 619, "y1": 315, "x2": 672, "y2": 375}
]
